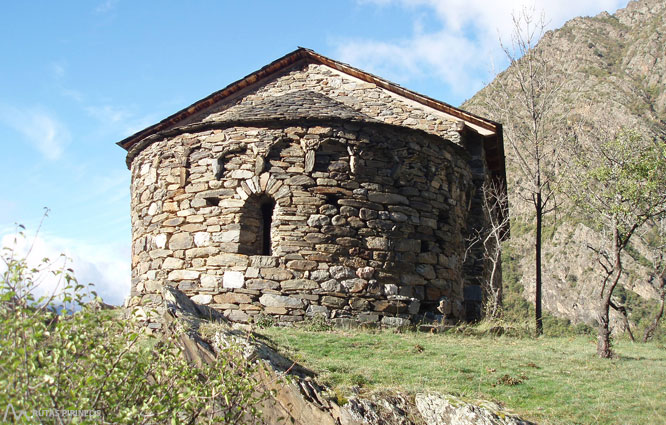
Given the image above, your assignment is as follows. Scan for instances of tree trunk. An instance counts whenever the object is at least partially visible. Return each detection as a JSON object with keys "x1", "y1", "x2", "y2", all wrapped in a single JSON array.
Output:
[
  {"x1": 643, "y1": 277, "x2": 665, "y2": 342},
  {"x1": 597, "y1": 296, "x2": 613, "y2": 358},
  {"x1": 597, "y1": 226, "x2": 622, "y2": 358},
  {"x1": 535, "y1": 192, "x2": 543, "y2": 336}
]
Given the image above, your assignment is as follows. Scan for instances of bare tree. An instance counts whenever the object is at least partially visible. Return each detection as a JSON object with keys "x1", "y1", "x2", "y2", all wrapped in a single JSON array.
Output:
[
  {"x1": 466, "y1": 180, "x2": 510, "y2": 319},
  {"x1": 485, "y1": 8, "x2": 566, "y2": 335}
]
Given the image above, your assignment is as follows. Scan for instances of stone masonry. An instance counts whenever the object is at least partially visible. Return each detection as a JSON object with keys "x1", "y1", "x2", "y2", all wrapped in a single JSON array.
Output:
[{"x1": 119, "y1": 48, "x2": 506, "y2": 327}]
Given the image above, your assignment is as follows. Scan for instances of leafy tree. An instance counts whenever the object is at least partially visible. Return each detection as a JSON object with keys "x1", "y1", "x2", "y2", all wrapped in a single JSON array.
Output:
[
  {"x1": 567, "y1": 129, "x2": 666, "y2": 358},
  {"x1": 1, "y1": 226, "x2": 267, "y2": 424}
]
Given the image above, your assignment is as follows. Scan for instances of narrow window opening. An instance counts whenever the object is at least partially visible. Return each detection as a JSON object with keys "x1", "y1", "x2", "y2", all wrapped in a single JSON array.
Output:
[
  {"x1": 325, "y1": 193, "x2": 341, "y2": 208},
  {"x1": 421, "y1": 241, "x2": 430, "y2": 253},
  {"x1": 260, "y1": 199, "x2": 276, "y2": 255},
  {"x1": 205, "y1": 197, "x2": 219, "y2": 206}
]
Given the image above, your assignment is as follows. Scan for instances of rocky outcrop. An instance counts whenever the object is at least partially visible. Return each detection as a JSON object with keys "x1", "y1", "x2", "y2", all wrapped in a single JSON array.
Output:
[{"x1": 153, "y1": 286, "x2": 535, "y2": 425}]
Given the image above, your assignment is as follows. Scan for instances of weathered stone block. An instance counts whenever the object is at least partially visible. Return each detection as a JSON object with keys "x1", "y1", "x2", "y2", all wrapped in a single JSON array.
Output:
[
  {"x1": 320, "y1": 279, "x2": 342, "y2": 292},
  {"x1": 286, "y1": 175, "x2": 315, "y2": 186},
  {"x1": 208, "y1": 253, "x2": 248, "y2": 267},
  {"x1": 168, "y1": 233, "x2": 193, "y2": 250},
  {"x1": 214, "y1": 292, "x2": 252, "y2": 304},
  {"x1": 259, "y1": 294, "x2": 304, "y2": 308},
  {"x1": 153, "y1": 234, "x2": 167, "y2": 249},
  {"x1": 381, "y1": 316, "x2": 410, "y2": 327},
  {"x1": 246, "y1": 279, "x2": 279, "y2": 290},
  {"x1": 191, "y1": 294, "x2": 212, "y2": 305},
  {"x1": 185, "y1": 247, "x2": 218, "y2": 259},
  {"x1": 307, "y1": 214, "x2": 330, "y2": 227},
  {"x1": 341, "y1": 278, "x2": 367, "y2": 293},
  {"x1": 395, "y1": 239, "x2": 421, "y2": 252},
  {"x1": 367, "y1": 191, "x2": 409, "y2": 205},
  {"x1": 365, "y1": 237, "x2": 390, "y2": 250},
  {"x1": 264, "y1": 306, "x2": 288, "y2": 315},
  {"x1": 281, "y1": 279, "x2": 318, "y2": 291},
  {"x1": 167, "y1": 270, "x2": 200, "y2": 280},
  {"x1": 223, "y1": 271, "x2": 245, "y2": 289},
  {"x1": 286, "y1": 260, "x2": 318, "y2": 271},
  {"x1": 310, "y1": 270, "x2": 330, "y2": 282},
  {"x1": 349, "y1": 297, "x2": 370, "y2": 310},
  {"x1": 329, "y1": 265, "x2": 355, "y2": 280},
  {"x1": 321, "y1": 296, "x2": 346, "y2": 308},
  {"x1": 260, "y1": 268, "x2": 293, "y2": 281},
  {"x1": 162, "y1": 257, "x2": 184, "y2": 269},
  {"x1": 226, "y1": 309, "x2": 250, "y2": 322},
  {"x1": 356, "y1": 266, "x2": 375, "y2": 279},
  {"x1": 193, "y1": 232, "x2": 210, "y2": 247},
  {"x1": 373, "y1": 299, "x2": 407, "y2": 314},
  {"x1": 201, "y1": 274, "x2": 221, "y2": 289},
  {"x1": 416, "y1": 264, "x2": 436, "y2": 280},
  {"x1": 250, "y1": 256, "x2": 278, "y2": 268},
  {"x1": 212, "y1": 230, "x2": 240, "y2": 243}
]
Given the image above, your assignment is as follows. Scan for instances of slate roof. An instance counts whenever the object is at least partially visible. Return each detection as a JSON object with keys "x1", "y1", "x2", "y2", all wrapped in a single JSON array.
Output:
[
  {"x1": 205, "y1": 89, "x2": 378, "y2": 124},
  {"x1": 117, "y1": 47, "x2": 501, "y2": 152}
]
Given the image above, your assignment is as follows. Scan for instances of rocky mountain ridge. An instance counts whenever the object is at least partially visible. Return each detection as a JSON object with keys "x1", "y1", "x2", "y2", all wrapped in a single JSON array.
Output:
[{"x1": 462, "y1": 0, "x2": 665, "y2": 327}]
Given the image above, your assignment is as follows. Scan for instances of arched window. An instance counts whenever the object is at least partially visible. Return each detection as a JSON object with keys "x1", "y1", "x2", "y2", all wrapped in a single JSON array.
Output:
[
  {"x1": 239, "y1": 195, "x2": 276, "y2": 256},
  {"x1": 259, "y1": 198, "x2": 275, "y2": 255}
]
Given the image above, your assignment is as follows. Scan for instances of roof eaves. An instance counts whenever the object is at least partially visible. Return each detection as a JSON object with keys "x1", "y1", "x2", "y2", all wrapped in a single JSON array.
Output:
[
  {"x1": 117, "y1": 47, "x2": 500, "y2": 151},
  {"x1": 117, "y1": 47, "x2": 311, "y2": 151}
]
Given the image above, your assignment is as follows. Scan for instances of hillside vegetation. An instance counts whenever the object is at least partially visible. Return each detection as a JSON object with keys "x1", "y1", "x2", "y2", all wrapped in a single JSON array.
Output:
[{"x1": 462, "y1": 0, "x2": 666, "y2": 330}]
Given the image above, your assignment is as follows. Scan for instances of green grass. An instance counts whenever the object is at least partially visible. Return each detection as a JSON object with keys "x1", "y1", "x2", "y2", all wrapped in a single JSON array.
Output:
[{"x1": 256, "y1": 327, "x2": 666, "y2": 425}]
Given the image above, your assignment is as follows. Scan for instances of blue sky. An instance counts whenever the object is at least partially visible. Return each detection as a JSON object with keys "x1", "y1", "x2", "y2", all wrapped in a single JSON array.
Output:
[{"x1": 0, "y1": 0, "x2": 626, "y2": 304}]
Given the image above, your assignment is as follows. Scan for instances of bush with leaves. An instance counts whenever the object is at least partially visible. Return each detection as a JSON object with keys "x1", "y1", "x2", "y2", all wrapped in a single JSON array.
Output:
[{"x1": 0, "y1": 227, "x2": 267, "y2": 424}]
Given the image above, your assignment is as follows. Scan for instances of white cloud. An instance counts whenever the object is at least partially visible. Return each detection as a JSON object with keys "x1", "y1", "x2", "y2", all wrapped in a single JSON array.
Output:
[
  {"x1": 338, "y1": 0, "x2": 627, "y2": 99},
  {"x1": 85, "y1": 104, "x2": 159, "y2": 138},
  {"x1": 1, "y1": 230, "x2": 131, "y2": 306},
  {"x1": 51, "y1": 61, "x2": 66, "y2": 80},
  {"x1": 95, "y1": 0, "x2": 119, "y2": 14},
  {"x1": 85, "y1": 105, "x2": 131, "y2": 124},
  {"x1": 0, "y1": 104, "x2": 70, "y2": 160}
]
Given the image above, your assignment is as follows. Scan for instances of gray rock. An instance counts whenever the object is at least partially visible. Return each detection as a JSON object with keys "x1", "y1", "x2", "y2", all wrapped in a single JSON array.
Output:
[
  {"x1": 281, "y1": 279, "x2": 319, "y2": 291},
  {"x1": 191, "y1": 294, "x2": 212, "y2": 305},
  {"x1": 167, "y1": 269, "x2": 200, "y2": 280},
  {"x1": 415, "y1": 393, "x2": 535, "y2": 425},
  {"x1": 168, "y1": 233, "x2": 193, "y2": 250},
  {"x1": 259, "y1": 294, "x2": 304, "y2": 308},
  {"x1": 306, "y1": 305, "x2": 329, "y2": 318},
  {"x1": 381, "y1": 316, "x2": 411, "y2": 327},
  {"x1": 222, "y1": 271, "x2": 244, "y2": 289},
  {"x1": 330, "y1": 265, "x2": 355, "y2": 280},
  {"x1": 307, "y1": 214, "x2": 331, "y2": 227}
]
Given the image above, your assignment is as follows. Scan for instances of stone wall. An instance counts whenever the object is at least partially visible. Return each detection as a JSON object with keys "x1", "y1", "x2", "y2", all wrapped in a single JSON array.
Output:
[
  {"x1": 129, "y1": 119, "x2": 474, "y2": 326},
  {"x1": 178, "y1": 63, "x2": 463, "y2": 148}
]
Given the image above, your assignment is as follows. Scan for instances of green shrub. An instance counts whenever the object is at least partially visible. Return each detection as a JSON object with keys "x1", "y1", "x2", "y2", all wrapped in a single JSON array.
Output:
[{"x1": 0, "y1": 228, "x2": 266, "y2": 424}]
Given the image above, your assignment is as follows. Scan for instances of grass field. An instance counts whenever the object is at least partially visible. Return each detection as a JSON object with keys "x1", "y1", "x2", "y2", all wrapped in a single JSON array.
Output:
[{"x1": 256, "y1": 326, "x2": 666, "y2": 425}]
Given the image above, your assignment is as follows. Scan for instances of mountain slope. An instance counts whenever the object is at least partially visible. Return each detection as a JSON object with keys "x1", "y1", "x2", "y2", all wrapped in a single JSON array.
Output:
[{"x1": 462, "y1": 0, "x2": 666, "y2": 327}]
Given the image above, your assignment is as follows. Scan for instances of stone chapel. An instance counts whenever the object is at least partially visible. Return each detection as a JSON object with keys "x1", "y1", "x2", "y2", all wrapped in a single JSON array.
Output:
[{"x1": 118, "y1": 48, "x2": 506, "y2": 327}]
